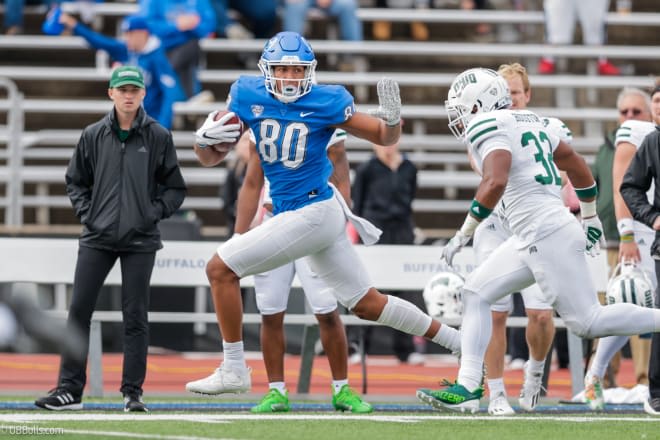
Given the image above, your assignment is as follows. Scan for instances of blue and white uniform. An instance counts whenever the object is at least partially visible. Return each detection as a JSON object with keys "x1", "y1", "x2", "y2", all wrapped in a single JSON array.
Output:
[
  {"x1": 253, "y1": 130, "x2": 346, "y2": 315},
  {"x1": 217, "y1": 77, "x2": 378, "y2": 310}
]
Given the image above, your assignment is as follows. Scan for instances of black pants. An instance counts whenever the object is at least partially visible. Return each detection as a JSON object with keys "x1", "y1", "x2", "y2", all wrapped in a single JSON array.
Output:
[
  {"x1": 58, "y1": 246, "x2": 155, "y2": 397},
  {"x1": 166, "y1": 39, "x2": 201, "y2": 99},
  {"x1": 649, "y1": 260, "x2": 660, "y2": 398}
]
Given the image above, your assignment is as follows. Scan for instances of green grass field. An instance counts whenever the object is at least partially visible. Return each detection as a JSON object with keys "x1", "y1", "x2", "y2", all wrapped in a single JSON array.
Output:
[{"x1": 2, "y1": 397, "x2": 660, "y2": 440}]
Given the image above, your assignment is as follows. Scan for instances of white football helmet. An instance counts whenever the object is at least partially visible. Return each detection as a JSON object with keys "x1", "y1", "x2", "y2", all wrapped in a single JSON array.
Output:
[
  {"x1": 606, "y1": 260, "x2": 654, "y2": 308},
  {"x1": 423, "y1": 271, "x2": 464, "y2": 322},
  {"x1": 445, "y1": 68, "x2": 512, "y2": 140}
]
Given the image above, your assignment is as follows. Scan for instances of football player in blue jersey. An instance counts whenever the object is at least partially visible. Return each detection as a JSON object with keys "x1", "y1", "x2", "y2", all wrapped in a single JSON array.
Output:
[{"x1": 185, "y1": 31, "x2": 462, "y2": 400}]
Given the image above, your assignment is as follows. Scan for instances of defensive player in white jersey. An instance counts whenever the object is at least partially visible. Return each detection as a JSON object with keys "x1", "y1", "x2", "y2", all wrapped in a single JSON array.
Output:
[
  {"x1": 583, "y1": 88, "x2": 656, "y2": 411},
  {"x1": 417, "y1": 68, "x2": 660, "y2": 413},
  {"x1": 184, "y1": 32, "x2": 462, "y2": 400},
  {"x1": 478, "y1": 63, "x2": 573, "y2": 415}
]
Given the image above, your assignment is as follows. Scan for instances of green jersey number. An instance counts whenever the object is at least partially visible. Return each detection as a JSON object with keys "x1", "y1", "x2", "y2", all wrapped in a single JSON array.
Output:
[{"x1": 521, "y1": 131, "x2": 561, "y2": 186}]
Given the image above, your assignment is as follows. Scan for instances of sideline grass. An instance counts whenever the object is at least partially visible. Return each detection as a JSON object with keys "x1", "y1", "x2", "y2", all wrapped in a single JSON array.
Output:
[{"x1": 1, "y1": 412, "x2": 660, "y2": 440}]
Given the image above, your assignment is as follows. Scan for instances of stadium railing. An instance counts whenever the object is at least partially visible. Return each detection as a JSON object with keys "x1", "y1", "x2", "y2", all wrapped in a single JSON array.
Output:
[{"x1": 0, "y1": 237, "x2": 609, "y2": 398}]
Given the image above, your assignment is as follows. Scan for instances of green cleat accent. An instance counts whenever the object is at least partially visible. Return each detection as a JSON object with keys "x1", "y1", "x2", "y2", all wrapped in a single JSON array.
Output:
[
  {"x1": 250, "y1": 389, "x2": 290, "y2": 413},
  {"x1": 332, "y1": 385, "x2": 373, "y2": 414},
  {"x1": 416, "y1": 381, "x2": 483, "y2": 413}
]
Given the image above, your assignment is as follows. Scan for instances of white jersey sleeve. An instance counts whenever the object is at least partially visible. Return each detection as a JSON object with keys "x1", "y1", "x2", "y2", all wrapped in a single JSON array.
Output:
[
  {"x1": 615, "y1": 119, "x2": 656, "y2": 207},
  {"x1": 615, "y1": 120, "x2": 655, "y2": 148},
  {"x1": 542, "y1": 117, "x2": 573, "y2": 145},
  {"x1": 327, "y1": 129, "x2": 347, "y2": 149}
]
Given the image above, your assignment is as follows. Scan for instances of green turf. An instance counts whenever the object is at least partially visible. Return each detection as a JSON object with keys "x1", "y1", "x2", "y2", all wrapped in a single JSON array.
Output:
[{"x1": 1, "y1": 412, "x2": 660, "y2": 440}]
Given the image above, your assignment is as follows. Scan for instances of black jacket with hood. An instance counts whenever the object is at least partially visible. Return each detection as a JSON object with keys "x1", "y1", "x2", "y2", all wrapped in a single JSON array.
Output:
[
  {"x1": 620, "y1": 126, "x2": 660, "y2": 257},
  {"x1": 65, "y1": 107, "x2": 187, "y2": 252}
]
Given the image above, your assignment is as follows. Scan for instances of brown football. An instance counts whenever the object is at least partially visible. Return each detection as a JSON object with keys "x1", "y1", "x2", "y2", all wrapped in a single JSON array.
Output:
[{"x1": 210, "y1": 110, "x2": 245, "y2": 152}]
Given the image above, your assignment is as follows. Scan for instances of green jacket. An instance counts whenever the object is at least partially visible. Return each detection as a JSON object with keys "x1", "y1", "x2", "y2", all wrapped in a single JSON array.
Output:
[{"x1": 591, "y1": 129, "x2": 618, "y2": 245}]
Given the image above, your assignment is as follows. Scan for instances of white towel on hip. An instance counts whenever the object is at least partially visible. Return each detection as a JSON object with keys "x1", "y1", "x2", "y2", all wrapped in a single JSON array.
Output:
[{"x1": 329, "y1": 183, "x2": 382, "y2": 245}]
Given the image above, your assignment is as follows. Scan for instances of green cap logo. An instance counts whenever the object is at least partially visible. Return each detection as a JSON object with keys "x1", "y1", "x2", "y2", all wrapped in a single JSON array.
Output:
[{"x1": 109, "y1": 66, "x2": 145, "y2": 89}]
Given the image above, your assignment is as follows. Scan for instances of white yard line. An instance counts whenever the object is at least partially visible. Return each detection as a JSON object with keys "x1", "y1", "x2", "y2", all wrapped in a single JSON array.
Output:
[{"x1": 1, "y1": 413, "x2": 660, "y2": 423}]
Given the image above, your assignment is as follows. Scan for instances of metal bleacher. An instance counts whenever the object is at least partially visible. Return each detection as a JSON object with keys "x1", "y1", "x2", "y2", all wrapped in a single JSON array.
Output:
[{"x1": 0, "y1": 3, "x2": 658, "y2": 233}]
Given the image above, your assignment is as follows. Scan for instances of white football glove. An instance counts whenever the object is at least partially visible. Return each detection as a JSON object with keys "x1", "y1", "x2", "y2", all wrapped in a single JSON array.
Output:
[
  {"x1": 583, "y1": 215, "x2": 606, "y2": 257},
  {"x1": 369, "y1": 77, "x2": 401, "y2": 126},
  {"x1": 194, "y1": 110, "x2": 242, "y2": 148},
  {"x1": 441, "y1": 231, "x2": 471, "y2": 267}
]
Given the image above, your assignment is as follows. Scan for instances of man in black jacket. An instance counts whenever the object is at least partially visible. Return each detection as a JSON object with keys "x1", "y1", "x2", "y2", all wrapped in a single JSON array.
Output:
[
  {"x1": 35, "y1": 66, "x2": 186, "y2": 412},
  {"x1": 619, "y1": 84, "x2": 660, "y2": 415}
]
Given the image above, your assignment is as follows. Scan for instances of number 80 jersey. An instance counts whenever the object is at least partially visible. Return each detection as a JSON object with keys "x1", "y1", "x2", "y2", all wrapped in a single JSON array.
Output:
[
  {"x1": 465, "y1": 109, "x2": 576, "y2": 247},
  {"x1": 228, "y1": 75, "x2": 356, "y2": 215}
]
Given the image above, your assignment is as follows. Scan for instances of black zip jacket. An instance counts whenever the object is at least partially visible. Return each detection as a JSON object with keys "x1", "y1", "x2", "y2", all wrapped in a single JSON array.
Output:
[
  {"x1": 65, "y1": 107, "x2": 187, "y2": 252},
  {"x1": 620, "y1": 126, "x2": 660, "y2": 257}
]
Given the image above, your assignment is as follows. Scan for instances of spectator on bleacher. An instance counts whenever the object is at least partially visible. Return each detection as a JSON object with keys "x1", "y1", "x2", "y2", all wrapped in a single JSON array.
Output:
[
  {"x1": 139, "y1": 0, "x2": 216, "y2": 99},
  {"x1": 210, "y1": 0, "x2": 277, "y2": 39},
  {"x1": 538, "y1": 0, "x2": 621, "y2": 75},
  {"x1": 34, "y1": 66, "x2": 186, "y2": 413},
  {"x1": 281, "y1": 0, "x2": 364, "y2": 71},
  {"x1": 56, "y1": 12, "x2": 185, "y2": 129},
  {"x1": 347, "y1": 138, "x2": 426, "y2": 366},
  {"x1": 460, "y1": 0, "x2": 493, "y2": 41},
  {"x1": 582, "y1": 87, "x2": 654, "y2": 409},
  {"x1": 3, "y1": 0, "x2": 54, "y2": 35},
  {"x1": 371, "y1": 0, "x2": 430, "y2": 42}
]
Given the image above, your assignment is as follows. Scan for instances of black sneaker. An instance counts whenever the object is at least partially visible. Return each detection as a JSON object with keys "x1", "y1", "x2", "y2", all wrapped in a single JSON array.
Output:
[
  {"x1": 35, "y1": 388, "x2": 82, "y2": 411},
  {"x1": 644, "y1": 397, "x2": 660, "y2": 415},
  {"x1": 123, "y1": 393, "x2": 148, "y2": 412}
]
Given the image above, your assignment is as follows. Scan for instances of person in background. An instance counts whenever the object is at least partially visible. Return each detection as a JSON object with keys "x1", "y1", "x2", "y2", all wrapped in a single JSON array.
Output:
[
  {"x1": 222, "y1": 135, "x2": 251, "y2": 236},
  {"x1": 371, "y1": 0, "x2": 430, "y2": 42},
  {"x1": 139, "y1": 0, "x2": 216, "y2": 99},
  {"x1": 349, "y1": 138, "x2": 426, "y2": 366},
  {"x1": 585, "y1": 86, "x2": 657, "y2": 411},
  {"x1": 538, "y1": 0, "x2": 620, "y2": 75},
  {"x1": 585, "y1": 87, "x2": 653, "y2": 399},
  {"x1": 4, "y1": 0, "x2": 55, "y2": 35},
  {"x1": 34, "y1": 66, "x2": 186, "y2": 412},
  {"x1": 621, "y1": 85, "x2": 660, "y2": 415},
  {"x1": 210, "y1": 0, "x2": 277, "y2": 39},
  {"x1": 57, "y1": 12, "x2": 185, "y2": 129},
  {"x1": 281, "y1": 0, "x2": 364, "y2": 71}
]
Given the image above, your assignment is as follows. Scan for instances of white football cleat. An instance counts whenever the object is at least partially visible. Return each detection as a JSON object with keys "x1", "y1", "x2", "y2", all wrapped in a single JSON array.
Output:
[
  {"x1": 488, "y1": 392, "x2": 515, "y2": 416},
  {"x1": 518, "y1": 361, "x2": 544, "y2": 412},
  {"x1": 185, "y1": 363, "x2": 251, "y2": 395}
]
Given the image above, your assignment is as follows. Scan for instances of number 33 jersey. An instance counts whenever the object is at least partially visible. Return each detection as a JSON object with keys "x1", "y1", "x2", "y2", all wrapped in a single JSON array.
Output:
[
  {"x1": 465, "y1": 109, "x2": 576, "y2": 247},
  {"x1": 227, "y1": 75, "x2": 356, "y2": 215}
]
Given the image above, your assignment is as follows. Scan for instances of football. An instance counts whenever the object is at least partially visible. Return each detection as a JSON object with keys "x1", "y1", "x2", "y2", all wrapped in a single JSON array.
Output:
[{"x1": 210, "y1": 110, "x2": 245, "y2": 152}]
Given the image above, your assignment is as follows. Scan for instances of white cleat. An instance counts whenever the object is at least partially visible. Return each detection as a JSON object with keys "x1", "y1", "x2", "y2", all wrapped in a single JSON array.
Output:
[
  {"x1": 488, "y1": 392, "x2": 515, "y2": 416},
  {"x1": 185, "y1": 364, "x2": 252, "y2": 395},
  {"x1": 518, "y1": 361, "x2": 544, "y2": 412}
]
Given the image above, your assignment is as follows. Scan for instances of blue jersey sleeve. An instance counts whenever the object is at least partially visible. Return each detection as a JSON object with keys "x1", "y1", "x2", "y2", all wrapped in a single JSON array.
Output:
[{"x1": 73, "y1": 23, "x2": 128, "y2": 62}]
